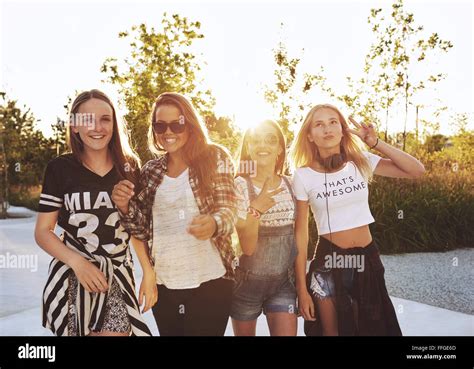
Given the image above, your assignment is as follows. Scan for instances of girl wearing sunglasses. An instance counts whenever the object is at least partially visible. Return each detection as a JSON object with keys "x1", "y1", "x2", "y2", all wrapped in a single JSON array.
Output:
[
  {"x1": 231, "y1": 120, "x2": 298, "y2": 336},
  {"x1": 112, "y1": 92, "x2": 237, "y2": 336}
]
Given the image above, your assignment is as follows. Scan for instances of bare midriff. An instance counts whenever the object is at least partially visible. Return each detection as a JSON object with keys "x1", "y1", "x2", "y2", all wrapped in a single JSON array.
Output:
[{"x1": 320, "y1": 224, "x2": 373, "y2": 248}]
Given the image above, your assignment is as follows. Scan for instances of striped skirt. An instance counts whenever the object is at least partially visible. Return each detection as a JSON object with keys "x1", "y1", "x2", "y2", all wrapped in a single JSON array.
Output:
[{"x1": 42, "y1": 232, "x2": 152, "y2": 336}]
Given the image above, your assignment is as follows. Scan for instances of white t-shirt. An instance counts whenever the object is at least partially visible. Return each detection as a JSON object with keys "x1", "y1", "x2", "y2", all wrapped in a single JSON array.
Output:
[
  {"x1": 151, "y1": 168, "x2": 226, "y2": 289},
  {"x1": 292, "y1": 151, "x2": 382, "y2": 235},
  {"x1": 235, "y1": 176, "x2": 295, "y2": 227}
]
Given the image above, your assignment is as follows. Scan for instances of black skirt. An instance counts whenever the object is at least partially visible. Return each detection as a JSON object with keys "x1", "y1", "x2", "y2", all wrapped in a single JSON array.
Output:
[{"x1": 304, "y1": 237, "x2": 402, "y2": 336}]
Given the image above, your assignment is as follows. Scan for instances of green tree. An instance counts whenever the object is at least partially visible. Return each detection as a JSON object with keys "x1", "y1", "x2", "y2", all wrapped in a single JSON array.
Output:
[
  {"x1": 51, "y1": 117, "x2": 67, "y2": 156},
  {"x1": 0, "y1": 92, "x2": 7, "y2": 218},
  {"x1": 205, "y1": 113, "x2": 242, "y2": 156},
  {"x1": 314, "y1": 0, "x2": 452, "y2": 149},
  {"x1": 49, "y1": 96, "x2": 72, "y2": 157},
  {"x1": 0, "y1": 92, "x2": 56, "y2": 214},
  {"x1": 450, "y1": 112, "x2": 472, "y2": 135},
  {"x1": 264, "y1": 36, "x2": 327, "y2": 144},
  {"x1": 101, "y1": 15, "x2": 217, "y2": 162},
  {"x1": 423, "y1": 133, "x2": 449, "y2": 153},
  {"x1": 371, "y1": 0, "x2": 452, "y2": 150}
]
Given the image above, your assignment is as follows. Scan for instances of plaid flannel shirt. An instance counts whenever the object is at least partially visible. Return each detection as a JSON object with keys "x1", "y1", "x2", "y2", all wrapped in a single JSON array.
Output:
[{"x1": 119, "y1": 145, "x2": 238, "y2": 279}]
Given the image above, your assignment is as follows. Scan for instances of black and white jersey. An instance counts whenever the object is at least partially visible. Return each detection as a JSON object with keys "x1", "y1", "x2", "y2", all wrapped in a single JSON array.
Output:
[
  {"x1": 39, "y1": 154, "x2": 130, "y2": 256},
  {"x1": 39, "y1": 154, "x2": 151, "y2": 336}
]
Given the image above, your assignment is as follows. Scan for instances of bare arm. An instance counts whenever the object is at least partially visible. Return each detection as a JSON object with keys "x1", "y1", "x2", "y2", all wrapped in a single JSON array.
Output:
[
  {"x1": 129, "y1": 237, "x2": 154, "y2": 276},
  {"x1": 129, "y1": 237, "x2": 157, "y2": 313},
  {"x1": 235, "y1": 213, "x2": 260, "y2": 256},
  {"x1": 294, "y1": 200, "x2": 316, "y2": 321},
  {"x1": 294, "y1": 201, "x2": 309, "y2": 292},
  {"x1": 347, "y1": 117, "x2": 425, "y2": 179},
  {"x1": 34, "y1": 211, "x2": 83, "y2": 268},
  {"x1": 34, "y1": 211, "x2": 108, "y2": 293},
  {"x1": 372, "y1": 140, "x2": 426, "y2": 178},
  {"x1": 235, "y1": 177, "x2": 284, "y2": 256}
]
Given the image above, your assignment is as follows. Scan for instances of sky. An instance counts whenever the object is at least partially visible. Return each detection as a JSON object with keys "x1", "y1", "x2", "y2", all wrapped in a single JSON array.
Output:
[{"x1": 1, "y1": 0, "x2": 472, "y2": 138}]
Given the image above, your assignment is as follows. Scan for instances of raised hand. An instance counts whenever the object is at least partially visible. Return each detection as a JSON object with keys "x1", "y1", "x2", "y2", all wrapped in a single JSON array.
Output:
[
  {"x1": 347, "y1": 116, "x2": 378, "y2": 147},
  {"x1": 187, "y1": 214, "x2": 217, "y2": 241},
  {"x1": 250, "y1": 177, "x2": 284, "y2": 215},
  {"x1": 112, "y1": 180, "x2": 135, "y2": 214}
]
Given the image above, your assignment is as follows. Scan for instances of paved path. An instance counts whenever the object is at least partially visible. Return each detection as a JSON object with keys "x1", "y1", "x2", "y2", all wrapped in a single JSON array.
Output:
[{"x1": 1, "y1": 207, "x2": 472, "y2": 336}]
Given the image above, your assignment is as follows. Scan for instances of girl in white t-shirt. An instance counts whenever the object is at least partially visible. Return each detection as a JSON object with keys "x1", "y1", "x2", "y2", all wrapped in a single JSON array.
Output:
[
  {"x1": 291, "y1": 103, "x2": 425, "y2": 336},
  {"x1": 112, "y1": 92, "x2": 237, "y2": 336}
]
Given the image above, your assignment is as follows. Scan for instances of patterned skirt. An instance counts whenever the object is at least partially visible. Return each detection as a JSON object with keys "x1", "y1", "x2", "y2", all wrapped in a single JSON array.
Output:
[{"x1": 67, "y1": 274, "x2": 131, "y2": 335}]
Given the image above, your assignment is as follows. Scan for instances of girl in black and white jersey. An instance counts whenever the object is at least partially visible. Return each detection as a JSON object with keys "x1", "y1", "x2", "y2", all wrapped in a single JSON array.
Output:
[{"x1": 35, "y1": 89, "x2": 155, "y2": 336}]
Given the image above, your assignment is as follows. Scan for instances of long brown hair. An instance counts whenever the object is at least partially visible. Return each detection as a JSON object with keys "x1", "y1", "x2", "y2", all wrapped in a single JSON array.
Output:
[
  {"x1": 236, "y1": 119, "x2": 287, "y2": 177},
  {"x1": 67, "y1": 89, "x2": 141, "y2": 184},
  {"x1": 148, "y1": 92, "x2": 229, "y2": 199},
  {"x1": 290, "y1": 104, "x2": 372, "y2": 181}
]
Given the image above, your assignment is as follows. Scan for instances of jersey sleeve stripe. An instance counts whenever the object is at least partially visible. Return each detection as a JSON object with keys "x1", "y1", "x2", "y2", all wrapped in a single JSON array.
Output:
[
  {"x1": 40, "y1": 194, "x2": 63, "y2": 202},
  {"x1": 39, "y1": 200, "x2": 63, "y2": 208}
]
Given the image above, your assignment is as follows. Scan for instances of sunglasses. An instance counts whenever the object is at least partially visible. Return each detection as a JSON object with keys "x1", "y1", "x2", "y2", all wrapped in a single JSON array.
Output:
[
  {"x1": 248, "y1": 133, "x2": 279, "y2": 146},
  {"x1": 152, "y1": 120, "x2": 186, "y2": 134}
]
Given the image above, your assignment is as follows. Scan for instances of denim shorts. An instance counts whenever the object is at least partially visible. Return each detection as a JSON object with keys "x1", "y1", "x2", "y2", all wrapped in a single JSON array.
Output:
[
  {"x1": 309, "y1": 267, "x2": 355, "y2": 300},
  {"x1": 231, "y1": 268, "x2": 297, "y2": 321}
]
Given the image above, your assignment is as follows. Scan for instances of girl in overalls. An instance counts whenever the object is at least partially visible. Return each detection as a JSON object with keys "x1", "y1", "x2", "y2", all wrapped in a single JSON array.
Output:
[{"x1": 231, "y1": 119, "x2": 298, "y2": 336}]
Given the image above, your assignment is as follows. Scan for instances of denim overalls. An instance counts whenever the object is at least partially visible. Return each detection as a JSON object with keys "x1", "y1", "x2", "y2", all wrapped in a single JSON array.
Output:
[{"x1": 230, "y1": 175, "x2": 298, "y2": 321}]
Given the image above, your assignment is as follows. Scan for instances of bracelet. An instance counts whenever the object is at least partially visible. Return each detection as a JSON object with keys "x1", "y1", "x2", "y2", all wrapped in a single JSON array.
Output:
[
  {"x1": 247, "y1": 206, "x2": 261, "y2": 219},
  {"x1": 369, "y1": 137, "x2": 379, "y2": 150}
]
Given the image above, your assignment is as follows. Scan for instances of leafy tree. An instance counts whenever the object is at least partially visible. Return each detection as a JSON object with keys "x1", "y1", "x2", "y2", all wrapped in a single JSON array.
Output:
[
  {"x1": 264, "y1": 35, "x2": 327, "y2": 144},
  {"x1": 0, "y1": 92, "x2": 7, "y2": 218},
  {"x1": 101, "y1": 15, "x2": 218, "y2": 162},
  {"x1": 423, "y1": 133, "x2": 449, "y2": 153},
  {"x1": 0, "y1": 92, "x2": 57, "y2": 214},
  {"x1": 368, "y1": 0, "x2": 453, "y2": 150},
  {"x1": 314, "y1": 0, "x2": 453, "y2": 149},
  {"x1": 205, "y1": 113, "x2": 242, "y2": 156}
]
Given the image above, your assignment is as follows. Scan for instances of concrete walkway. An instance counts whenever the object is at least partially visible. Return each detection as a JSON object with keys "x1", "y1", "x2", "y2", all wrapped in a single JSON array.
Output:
[
  {"x1": 1, "y1": 207, "x2": 473, "y2": 336},
  {"x1": 1, "y1": 295, "x2": 473, "y2": 336}
]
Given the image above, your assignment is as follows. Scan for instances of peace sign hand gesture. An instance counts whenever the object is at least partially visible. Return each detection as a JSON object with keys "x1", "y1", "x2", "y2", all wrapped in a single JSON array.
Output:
[
  {"x1": 346, "y1": 116, "x2": 379, "y2": 148},
  {"x1": 250, "y1": 177, "x2": 284, "y2": 215}
]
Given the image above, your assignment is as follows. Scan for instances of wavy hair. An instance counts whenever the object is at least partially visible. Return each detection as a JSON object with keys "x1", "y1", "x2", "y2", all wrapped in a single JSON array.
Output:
[{"x1": 148, "y1": 92, "x2": 231, "y2": 199}]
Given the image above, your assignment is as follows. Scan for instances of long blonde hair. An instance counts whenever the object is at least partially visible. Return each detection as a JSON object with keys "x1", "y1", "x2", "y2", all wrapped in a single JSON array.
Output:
[{"x1": 290, "y1": 104, "x2": 373, "y2": 181}]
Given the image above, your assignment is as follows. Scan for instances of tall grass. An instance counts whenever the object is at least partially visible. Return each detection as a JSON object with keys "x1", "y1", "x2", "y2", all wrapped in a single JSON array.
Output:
[
  {"x1": 369, "y1": 169, "x2": 473, "y2": 253},
  {"x1": 307, "y1": 148, "x2": 473, "y2": 257}
]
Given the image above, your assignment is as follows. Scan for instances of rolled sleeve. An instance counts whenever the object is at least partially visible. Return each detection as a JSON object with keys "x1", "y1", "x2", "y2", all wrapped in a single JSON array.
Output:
[
  {"x1": 117, "y1": 162, "x2": 155, "y2": 241},
  {"x1": 210, "y1": 150, "x2": 238, "y2": 238}
]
